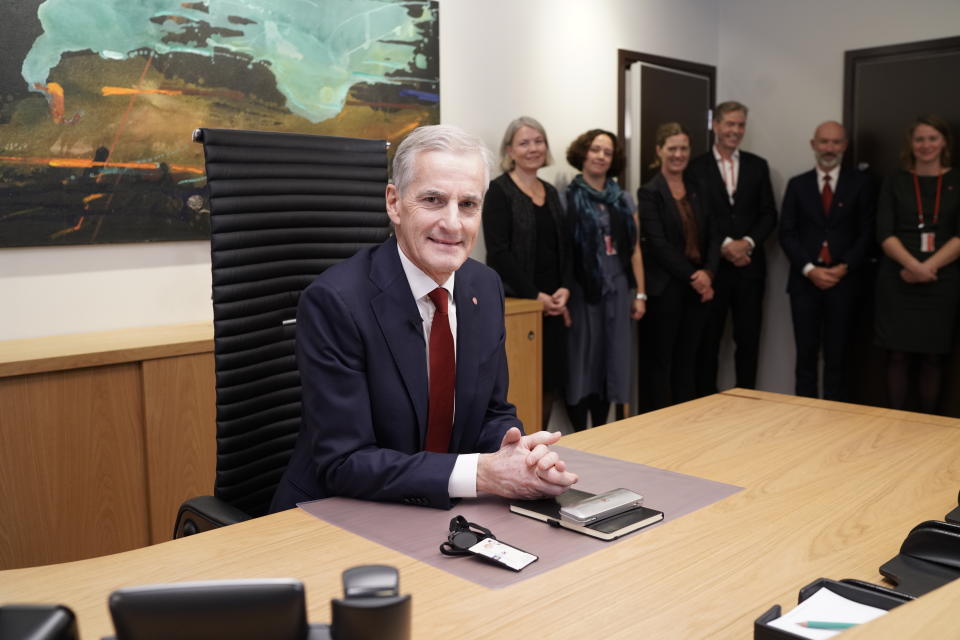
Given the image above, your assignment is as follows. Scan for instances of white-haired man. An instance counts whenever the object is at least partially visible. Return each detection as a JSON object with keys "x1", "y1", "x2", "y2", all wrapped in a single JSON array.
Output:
[{"x1": 272, "y1": 125, "x2": 578, "y2": 511}]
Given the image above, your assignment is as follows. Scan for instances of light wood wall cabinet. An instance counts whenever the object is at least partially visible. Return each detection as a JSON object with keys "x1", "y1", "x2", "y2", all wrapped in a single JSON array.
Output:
[
  {"x1": 0, "y1": 302, "x2": 541, "y2": 570},
  {"x1": 0, "y1": 324, "x2": 216, "y2": 570},
  {"x1": 503, "y1": 298, "x2": 543, "y2": 431}
]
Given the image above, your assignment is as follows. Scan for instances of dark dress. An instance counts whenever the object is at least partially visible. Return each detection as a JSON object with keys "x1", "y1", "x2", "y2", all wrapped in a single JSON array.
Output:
[
  {"x1": 483, "y1": 173, "x2": 570, "y2": 393},
  {"x1": 564, "y1": 181, "x2": 637, "y2": 406},
  {"x1": 875, "y1": 169, "x2": 960, "y2": 354}
]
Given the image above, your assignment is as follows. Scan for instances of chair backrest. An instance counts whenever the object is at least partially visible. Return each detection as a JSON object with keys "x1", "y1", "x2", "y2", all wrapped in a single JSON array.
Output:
[
  {"x1": 106, "y1": 579, "x2": 320, "y2": 640},
  {"x1": 196, "y1": 128, "x2": 391, "y2": 518}
]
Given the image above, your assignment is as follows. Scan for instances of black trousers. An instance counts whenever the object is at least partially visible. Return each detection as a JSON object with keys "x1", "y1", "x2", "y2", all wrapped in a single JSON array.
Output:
[
  {"x1": 696, "y1": 263, "x2": 764, "y2": 395},
  {"x1": 644, "y1": 281, "x2": 710, "y2": 410},
  {"x1": 789, "y1": 274, "x2": 858, "y2": 401}
]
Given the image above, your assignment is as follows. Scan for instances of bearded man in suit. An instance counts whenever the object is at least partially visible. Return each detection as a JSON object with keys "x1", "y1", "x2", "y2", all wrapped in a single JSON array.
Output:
[{"x1": 779, "y1": 121, "x2": 876, "y2": 400}]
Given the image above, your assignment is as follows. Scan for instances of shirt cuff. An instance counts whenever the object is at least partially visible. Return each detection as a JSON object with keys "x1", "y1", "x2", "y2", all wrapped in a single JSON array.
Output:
[
  {"x1": 448, "y1": 453, "x2": 479, "y2": 498},
  {"x1": 722, "y1": 236, "x2": 734, "y2": 247},
  {"x1": 743, "y1": 236, "x2": 756, "y2": 249},
  {"x1": 802, "y1": 262, "x2": 816, "y2": 276}
]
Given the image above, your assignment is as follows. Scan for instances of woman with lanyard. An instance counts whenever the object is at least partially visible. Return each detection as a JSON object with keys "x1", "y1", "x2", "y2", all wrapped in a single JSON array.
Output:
[
  {"x1": 564, "y1": 128, "x2": 645, "y2": 429},
  {"x1": 875, "y1": 115, "x2": 960, "y2": 413}
]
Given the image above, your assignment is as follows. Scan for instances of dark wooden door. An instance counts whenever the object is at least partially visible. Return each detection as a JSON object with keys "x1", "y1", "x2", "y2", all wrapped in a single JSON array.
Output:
[
  {"x1": 844, "y1": 36, "x2": 960, "y2": 416},
  {"x1": 618, "y1": 51, "x2": 714, "y2": 414},
  {"x1": 618, "y1": 50, "x2": 715, "y2": 195}
]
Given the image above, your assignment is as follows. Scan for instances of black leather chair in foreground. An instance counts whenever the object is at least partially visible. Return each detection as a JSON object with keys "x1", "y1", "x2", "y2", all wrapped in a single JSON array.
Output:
[
  {"x1": 0, "y1": 605, "x2": 78, "y2": 640},
  {"x1": 103, "y1": 568, "x2": 410, "y2": 640},
  {"x1": 104, "y1": 579, "x2": 328, "y2": 640},
  {"x1": 173, "y1": 129, "x2": 391, "y2": 537}
]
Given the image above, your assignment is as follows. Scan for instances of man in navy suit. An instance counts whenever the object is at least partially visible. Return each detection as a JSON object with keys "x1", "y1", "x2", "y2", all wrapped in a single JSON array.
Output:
[
  {"x1": 689, "y1": 101, "x2": 777, "y2": 395},
  {"x1": 779, "y1": 121, "x2": 876, "y2": 400},
  {"x1": 271, "y1": 125, "x2": 578, "y2": 512}
]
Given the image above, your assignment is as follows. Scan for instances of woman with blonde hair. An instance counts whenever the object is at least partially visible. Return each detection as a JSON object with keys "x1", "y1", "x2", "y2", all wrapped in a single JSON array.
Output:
[{"x1": 483, "y1": 116, "x2": 571, "y2": 425}]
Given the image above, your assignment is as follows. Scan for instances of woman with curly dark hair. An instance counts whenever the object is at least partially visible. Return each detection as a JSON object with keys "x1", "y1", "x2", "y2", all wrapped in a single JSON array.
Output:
[
  {"x1": 564, "y1": 128, "x2": 646, "y2": 429},
  {"x1": 875, "y1": 115, "x2": 960, "y2": 413}
]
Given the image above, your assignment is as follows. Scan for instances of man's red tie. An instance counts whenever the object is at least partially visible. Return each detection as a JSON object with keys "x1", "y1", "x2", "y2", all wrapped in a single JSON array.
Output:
[
  {"x1": 425, "y1": 288, "x2": 455, "y2": 453},
  {"x1": 819, "y1": 175, "x2": 833, "y2": 265}
]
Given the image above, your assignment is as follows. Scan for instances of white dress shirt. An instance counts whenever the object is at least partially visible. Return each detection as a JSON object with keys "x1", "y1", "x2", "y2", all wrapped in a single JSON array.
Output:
[
  {"x1": 802, "y1": 165, "x2": 841, "y2": 276},
  {"x1": 713, "y1": 145, "x2": 755, "y2": 251}
]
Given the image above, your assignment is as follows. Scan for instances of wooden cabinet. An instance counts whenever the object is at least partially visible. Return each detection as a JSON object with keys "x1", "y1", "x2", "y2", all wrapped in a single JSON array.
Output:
[
  {"x1": 0, "y1": 309, "x2": 543, "y2": 570},
  {"x1": 0, "y1": 324, "x2": 215, "y2": 570},
  {"x1": 504, "y1": 298, "x2": 542, "y2": 431}
]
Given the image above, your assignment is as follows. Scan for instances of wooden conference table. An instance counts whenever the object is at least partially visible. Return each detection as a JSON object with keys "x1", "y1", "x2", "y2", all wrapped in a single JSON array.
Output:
[{"x1": 2, "y1": 389, "x2": 959, "y2": 639}]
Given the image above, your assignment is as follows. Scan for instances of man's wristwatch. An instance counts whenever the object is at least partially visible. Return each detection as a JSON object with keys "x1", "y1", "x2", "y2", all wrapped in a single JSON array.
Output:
[{"x1": 635, "y1": 292, "x2": 648, "y2": 301}]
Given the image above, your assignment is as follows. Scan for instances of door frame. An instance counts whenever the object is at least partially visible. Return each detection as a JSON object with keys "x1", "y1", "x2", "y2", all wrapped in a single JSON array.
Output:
[
  {"x1": 843, "y1": 35, "x2": 960, "y2": 167},
  {"x1": 616, "y1": 49, "x2": 716, "y2": 185}
]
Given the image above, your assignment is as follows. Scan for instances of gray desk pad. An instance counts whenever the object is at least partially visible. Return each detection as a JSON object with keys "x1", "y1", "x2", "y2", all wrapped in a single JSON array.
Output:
[{"x1": 299, "y1": 446, "x2": 743, "y2": 589}]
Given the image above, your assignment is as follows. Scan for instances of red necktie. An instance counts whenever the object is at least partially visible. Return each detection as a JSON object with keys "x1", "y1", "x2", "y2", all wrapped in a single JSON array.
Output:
[
  {"x1": 425, "y1": 288, "x2": 455, "y2": 453},
  {"x1": 821, "y1": 174, "x2": 833, "y2": 214},
  {"x1": 819, "y1": 175, "x2": 833, "y2": 265}
]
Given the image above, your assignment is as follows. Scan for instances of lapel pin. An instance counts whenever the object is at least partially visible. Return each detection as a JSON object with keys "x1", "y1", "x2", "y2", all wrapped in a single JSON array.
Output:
[{"x1": 472, "y1": 296, "x2": 478, "y2": 305}]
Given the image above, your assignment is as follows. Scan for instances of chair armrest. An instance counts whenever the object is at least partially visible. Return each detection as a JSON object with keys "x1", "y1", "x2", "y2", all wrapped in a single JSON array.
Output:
[{"x1": 173, "y1": 496, "x2": 252, "y2": 539}]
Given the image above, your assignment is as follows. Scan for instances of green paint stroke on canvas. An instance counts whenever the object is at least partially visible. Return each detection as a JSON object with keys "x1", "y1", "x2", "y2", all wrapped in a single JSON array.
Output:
[{"x1": 21, "y1": 0, "x2": 434, "y2": 123}]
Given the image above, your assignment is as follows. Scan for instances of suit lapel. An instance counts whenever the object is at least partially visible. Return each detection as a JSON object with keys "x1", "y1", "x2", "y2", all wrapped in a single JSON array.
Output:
[
  {"x1": 369, "y1": 237, "x2": 429, "y2": 441},
  {"x1": 706, "y1": 155, "x2": 733, "y2": 212},
  {"x1": 830, "y1": 167, "x2": 854, "y2": 220},
  {"x1": 654, "y1": 175, "x2": 682, "y2": 240},
  {"x1": 732, "y1": 152, "x2": 750, "y2": 213},
  {"x1": 800, "y1": 171, "x2": 826, "y2": 227},
  {"x1": 449, "y1": 267, "x2": 479, "y2": 453}
]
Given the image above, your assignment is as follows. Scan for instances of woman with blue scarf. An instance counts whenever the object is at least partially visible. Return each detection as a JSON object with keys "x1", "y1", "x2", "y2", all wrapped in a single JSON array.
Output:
[{"x1": 565, "y1": 129, "x2": 646, "y2": 430}]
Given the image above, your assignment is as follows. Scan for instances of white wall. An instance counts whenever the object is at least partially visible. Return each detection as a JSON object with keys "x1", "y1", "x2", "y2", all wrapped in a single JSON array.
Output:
[
  {"x1": 0, "y1": 0, "x2": 718, "y2": 342},
  {"x1": 716, "y1": 0, "x2": 960, "y2": 394},
  {"x1": 3, "y1": 0, "x2": 957, "y2": 402}
]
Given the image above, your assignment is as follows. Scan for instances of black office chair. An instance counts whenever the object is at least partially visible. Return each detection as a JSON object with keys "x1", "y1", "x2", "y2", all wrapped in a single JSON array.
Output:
[
  {"x1": 173, "y1": 128, "x2": 391, "y2": 537},
  {"x1": 104, "y1": 579, "x2": 328, "y2": 640},
  {"x1": 0, "y1": 605, "x2": 78, "y2": 640}
]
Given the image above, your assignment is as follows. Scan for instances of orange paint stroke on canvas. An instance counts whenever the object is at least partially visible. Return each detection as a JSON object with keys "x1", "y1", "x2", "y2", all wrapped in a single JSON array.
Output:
[
  {"x1": 32, "y1": 82, "x2": 80, "y2": 124},
  {"x1": 102, "y1": 86, "x2": 246, "y2": 101},
  {"x1": 0, "y1": 155, "x2": 203, "y2": 174}
]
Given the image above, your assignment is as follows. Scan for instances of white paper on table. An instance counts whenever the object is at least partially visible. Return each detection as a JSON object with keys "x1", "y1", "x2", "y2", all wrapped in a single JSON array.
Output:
[{"x1": 766, "y1": 587, "x2": 889, "y2": 639}]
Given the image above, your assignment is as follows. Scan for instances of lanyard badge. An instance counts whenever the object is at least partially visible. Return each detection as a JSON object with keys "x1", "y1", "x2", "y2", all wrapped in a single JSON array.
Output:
[{"x1": 439, "y1": 515, "x2": 537, "y2": 572}]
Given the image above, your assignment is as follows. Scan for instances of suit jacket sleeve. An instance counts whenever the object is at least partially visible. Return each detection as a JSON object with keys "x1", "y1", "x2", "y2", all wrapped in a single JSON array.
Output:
[
  {"x1": 876, "y1": 175, "x2": 898, "y2": 244},
  {"x1": 844, "y1": 173, "x2": 878, "y2": 270},
  {"x1": 475, "y1": 282, "x2": 520, "y2": 450},
  {"x1": 702, "y1": 193, "x2": 721, "y2": 276},
  {"x1": 638, "y1": 186, "x2": 698, "y2": 282},
  {"x1": 778, "y1": 176, "x2": 807, "y2": 268},
  {"x1": 298, "y1": 280, "x2": 459, "y2": 509},
  {"x1": 747, "y1": 157, "x2": 778, "y2": 245}
]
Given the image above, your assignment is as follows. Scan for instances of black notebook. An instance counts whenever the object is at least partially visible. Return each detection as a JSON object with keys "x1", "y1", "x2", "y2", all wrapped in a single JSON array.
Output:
[{"x1": 510, "y1": 489, "x2": 664, "y2": 541}]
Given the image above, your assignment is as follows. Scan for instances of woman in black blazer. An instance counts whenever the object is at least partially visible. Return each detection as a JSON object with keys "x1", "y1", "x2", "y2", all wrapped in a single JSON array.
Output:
[
  {"x1": 483, "y1": 116, "x2": 571, "y2": 426},
  {"x1": 638, "y1": 122, "x2": 720, "y2": 409}
]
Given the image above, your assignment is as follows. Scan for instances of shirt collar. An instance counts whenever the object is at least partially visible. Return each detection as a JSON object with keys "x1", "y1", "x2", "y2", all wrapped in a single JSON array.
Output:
[
  {"x1": 396, "y1": 243, "x2": 456, "y2": 302},
  {"x1": 816, "y1": 165, "x2": 840, "y2": 185},
  {"x1": 713, "y1": 145, "x2": 740, "y2": 163}
]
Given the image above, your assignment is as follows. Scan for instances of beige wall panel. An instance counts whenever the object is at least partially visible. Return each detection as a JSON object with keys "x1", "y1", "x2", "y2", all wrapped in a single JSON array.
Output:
[
  {"x1": 0, "y1": 364, "x2": 149, "y2": 569},
  {"x1": 142, "y1": 354, "x2": 216, "y2": 544}
]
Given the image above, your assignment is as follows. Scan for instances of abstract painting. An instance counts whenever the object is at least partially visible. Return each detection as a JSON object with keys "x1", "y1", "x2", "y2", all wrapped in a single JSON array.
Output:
[{"x1": 0, "y1": 0, "x2": 439, "y2": 247}]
